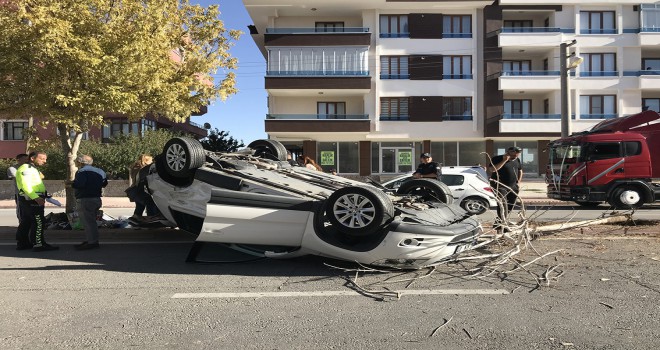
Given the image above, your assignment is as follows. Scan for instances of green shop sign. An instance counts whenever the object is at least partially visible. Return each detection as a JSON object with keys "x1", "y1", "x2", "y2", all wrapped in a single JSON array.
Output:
[
  {"x1": 399, "y1": 151, "x2": 412, "y2": 165},
  {"x1": 320, "y1": 151, "x2": 335, "y2": 165}
]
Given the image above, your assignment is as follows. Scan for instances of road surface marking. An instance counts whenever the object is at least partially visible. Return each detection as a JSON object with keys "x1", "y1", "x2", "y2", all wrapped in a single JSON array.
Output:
[{"x1": 172, "y1": 289, "x2": 510, "y2": 299}]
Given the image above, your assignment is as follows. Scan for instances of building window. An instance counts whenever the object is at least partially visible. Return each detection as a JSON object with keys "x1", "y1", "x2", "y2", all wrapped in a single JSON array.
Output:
[
  {"x1": 103, "y1": 119, "x2": 137, "y2": 139},
  {"x1": 380, "y1": 15, "x2": 408, "y2": 38},
  {"x1": 582, "y1": 53, "x2": 616, "y2": 76},
  {"x1": 380, "y1": 56, "x2": 409, "y2": 79},
  {"x1": 317, "y1": 102, "x2": 346, "y2": 119},
  {"x1": 443, "y1": 56, "x2": 472, "y2": 79},
  {"x1": 380, "y1": 97, "x2": 409, "y2": 120},
  {"x1": 503, "y1": 20, "x2": 533, "y2": 32},
  {"x1": 443, "y1": 15, "x2": 471, "y2": 38},
  {"x1": 371, "y1": 141, "x2": 422, "y2": 174},
  {"x1": 267, "y1": 47, "x2": 368, "y2": 76},
  {"x1": 3, "y1": 121, "x2": 28, "y2": 140},
  {"x1": 642, "y1": 58, "x2": 660, "y2": 71},
  {"x1": 318, "y1": 142, "x2": 359, "y2": 173},
  {"x1": 503, "y1": 60, "x2": 531, "y2": 75},
  {"x1": 580, "y1": 11, "x2": 616, "y2": 34},
  {"x1": 443, "y1": 97, "x2": 472, "y2": 120},
  {"x1": 641, "y1": 4, "x2": 660, "y2": 30},
  {"x1": 504, "y1": 100, "x2": 532, "y2": 118},
  {"x1": 141, "y1": 118, "x2": 156, "y2": 136},
  {"x1": 580, "y1": 95, "x2": 617, "y2": 119},
  {"x1": 315, "y1": 22, "x2": 344, "y2": 32},
  {"x1": 642, "y1": 98, "x2": 660, "y2": 112}
]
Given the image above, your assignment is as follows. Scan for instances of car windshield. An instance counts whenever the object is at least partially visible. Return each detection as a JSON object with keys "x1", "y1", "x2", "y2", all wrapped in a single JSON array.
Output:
[{"x1": 549, "y1": 145, "x2": 582, "y2": 164}]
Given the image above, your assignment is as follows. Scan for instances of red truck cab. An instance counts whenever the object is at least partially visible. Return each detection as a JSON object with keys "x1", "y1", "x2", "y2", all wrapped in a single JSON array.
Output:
[{"x1": 546, "y1": 110, "x2": 660, "y2": 209}]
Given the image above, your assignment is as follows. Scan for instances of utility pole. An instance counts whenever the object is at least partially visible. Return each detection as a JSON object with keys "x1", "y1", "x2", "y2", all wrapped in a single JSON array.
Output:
[{"x1": 560, "y1": 39, "x2": 579, "y2": 138}]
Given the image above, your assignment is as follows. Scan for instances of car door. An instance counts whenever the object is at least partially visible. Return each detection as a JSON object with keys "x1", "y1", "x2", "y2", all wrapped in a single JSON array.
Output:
[
  {"x1": 438, "y1": 174, "x2": 465, "y2": 201},
  {"x1": 584, "y1": 141, "x2": 625, "y2": 186}
]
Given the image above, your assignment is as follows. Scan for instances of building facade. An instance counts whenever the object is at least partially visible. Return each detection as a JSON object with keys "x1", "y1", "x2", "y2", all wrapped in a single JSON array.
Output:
[{"x1": 243, "y1": 0, "x2": 660, "y2": 176}]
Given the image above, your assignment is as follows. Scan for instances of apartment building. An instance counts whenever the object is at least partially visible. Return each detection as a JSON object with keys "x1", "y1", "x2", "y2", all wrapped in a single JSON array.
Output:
[{"x1": 244, "y1": 0, "x2": 660, "y2": 176}]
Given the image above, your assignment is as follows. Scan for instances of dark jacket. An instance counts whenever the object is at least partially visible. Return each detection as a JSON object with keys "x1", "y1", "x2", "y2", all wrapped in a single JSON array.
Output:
[{"x1": 72, "y1": 165, "x2": 108, "y2": 199}]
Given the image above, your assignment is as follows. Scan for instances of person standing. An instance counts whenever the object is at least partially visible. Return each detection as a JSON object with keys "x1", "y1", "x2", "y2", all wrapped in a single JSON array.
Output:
[
  {"x1": 412, "y1": 153, "x2": 441, "y2": 179},
  {"x1": 488, "y1": 146, "x2": 523, "y2": 229},
  {"x1": 15, "y1": 151, "x2": 58, "y2": 251},
  {"x1": 7, "y1": 153, "x2": 29, "y2": 220},
  {"x1": 70, "y1": 155, "x2": 108, "y2": 250},
  {"x1": 127, "y1": 154, "x2": 157, "y2": 220}
]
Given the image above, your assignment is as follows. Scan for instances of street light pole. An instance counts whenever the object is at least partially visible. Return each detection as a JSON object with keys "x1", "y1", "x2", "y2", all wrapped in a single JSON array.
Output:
[{"x1": 560, "y1": 40, "x2": 580, "y2": 138}]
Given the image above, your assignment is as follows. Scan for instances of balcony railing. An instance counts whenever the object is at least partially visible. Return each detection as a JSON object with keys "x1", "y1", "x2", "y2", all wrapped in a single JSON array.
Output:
[
  {"x1": 501, "y1": 27, "x2": 561, "y2": 33},
  {"x1": 502, "y1": 114, "x2": 561, "y2": 119},
  {"x1": 380, "y1": 33, "x2": 410, "y2": 38},
  {"x1": 623, "y1": 70, "x2": 660, "y2": 76},
  {"x1": 579, "y1": 71, "x2": 618, "y2": 77},
  {"x1": 267, "y1": 114, "x2": 369, "y2": 120},
  {"x1": 380, "y1": 115, "x2": 409, "y2": 121},
  {"x1": 188, "y1": 120, "x2": 204, "y2": 129},
  {"x1": 640, "y1": 27, "x2": 660, "y2": 32},
  {"x1": 442, "y1": 74, "x2": 473, "y2": 79},
  {"x1": 266, "y1": 27, "x2": 370, "y2": 34},
  {"x1": 443, "y1": 115, "x2": 473, "y2": 121},
  {"x1": 266, "y1": 70, "x2": 369, "y2": 76},
  {"x1": 580, "y1": 28, "x2": 617, "y2": 34},
  {"x1": 442, "y1": 33, "x2": 472, "y2": 38},
  {"x1": 501, "y1": 70, "x2": 560, "y2": 76},
  {"x1": 380, "y1": 73, "x2": 410, "y2": 79},
  {"x1": 579, "y1": 114, "x2": 617, "y2": 119}
]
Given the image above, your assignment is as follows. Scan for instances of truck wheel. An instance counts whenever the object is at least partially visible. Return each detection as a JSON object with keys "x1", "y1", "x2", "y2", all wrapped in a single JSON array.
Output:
[
  {"x1": 162, "y1": 137, "x2": 205, "y2": 178},
  {"x1": 326, "y1": 186, "x2": 394, "y2": 237},
  {"x1": 247, "y1": 139, "x2": 288, "y2": 161},
  {"x1": 608, "y1": 186, "x2": 644, "y2": 209},
  {"x1": 461, "y1": 197, "x2": 489, "y2": 215},
  {"x1": 396, "y1": 179, "x2": 454, "y2": 205}
]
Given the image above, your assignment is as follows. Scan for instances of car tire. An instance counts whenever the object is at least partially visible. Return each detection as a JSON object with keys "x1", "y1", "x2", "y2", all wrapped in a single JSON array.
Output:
[
  {"x1": 247, "y1": 139, "x2": 288, "y2": 161},
  {"x1": 574, "y1": 201, "x2": 601, "y2": 208},
  {"x1": 162, "y1": 137, "x2": 205, "y2": 178},
  {"x1": 608, "y1": 185, "x2": 645, "y2": 209},
  {"x1": 396, "y1": 179, "x2": 454, "y2": 205},
  {"x1": 460, "y1": 196, "x2": 489, "y2": 215},
  {"x1": 325, "y1": 186, "x2": 394, "y2": 237}
]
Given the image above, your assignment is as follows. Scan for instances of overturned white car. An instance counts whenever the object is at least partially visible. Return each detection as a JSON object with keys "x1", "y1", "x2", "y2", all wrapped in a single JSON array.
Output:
[{"x1": 145, "y1": 137, "x2": 482, "y2": 269}]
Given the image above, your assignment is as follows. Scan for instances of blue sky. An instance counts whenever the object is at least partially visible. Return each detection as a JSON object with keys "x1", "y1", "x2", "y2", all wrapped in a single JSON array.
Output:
[{"x1": 192, "y1": 1, "x2": 267, "y2": 143}]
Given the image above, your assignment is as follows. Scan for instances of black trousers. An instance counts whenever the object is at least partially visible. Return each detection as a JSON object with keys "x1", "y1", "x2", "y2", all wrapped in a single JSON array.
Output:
[
  {"x1": 16, "y1": 198, "x2": 45, "y2": 247},
  {"x1": 491, "y1": 182, "x2": 519, "y2": 223}
]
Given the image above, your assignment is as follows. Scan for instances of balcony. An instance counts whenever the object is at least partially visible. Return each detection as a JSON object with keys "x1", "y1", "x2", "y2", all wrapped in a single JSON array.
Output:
[
  {"x1": 265, "y1": 114, "x2": 370, "y2": 134},
  {"x1": 501, "y1": 71, "x2": 560, "y2": 77},
  {"x1": 379, "y1": 115, "x2": 472, "y2": 121},
  {"x1": 265, "y1": 27, "x2": 371, "y2": 46},
  {"x1": 267, "y1": 114, "x2": 368, "y2": 120},
  {"x1": 579, "y1": 114, "x2": 617, "y2": 119},
  {"x1": 266, "y1": 28, "x2": 369, "y2": 34},
  {"x1": 579, "y1": 71, "x2": 618, "y2": 77},
  {"x1": 580, "y1": 28, "x2": 617, "y2": 34},
  {"x1": 502, "y1": 114, "x2": 560, "y2": 120},
  {"x1": 499, "y1": 72, "x2": 560, "y2": 91},
  {"x1": 498, "y1": 28, "x2": 566, "y2": 48}
]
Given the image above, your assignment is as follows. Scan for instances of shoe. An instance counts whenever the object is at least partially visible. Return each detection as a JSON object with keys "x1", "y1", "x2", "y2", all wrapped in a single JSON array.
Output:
[
  {"x1": 75, "y1": 242, "x2": 100, "y2": 250},
  {"x1": 33, "y1": 244, "x2": 60, "y2": 252},
  {"x1": 16, "y1": 243, "x2": 33, "y2": 250}
]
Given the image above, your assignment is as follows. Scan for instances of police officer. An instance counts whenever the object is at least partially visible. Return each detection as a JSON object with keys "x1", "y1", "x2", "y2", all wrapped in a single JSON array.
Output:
[
  {"x1": 412, "y1": 153, "x2": 441, "y2": 179},
  {"x1": 15, "y1": 151, "x2": 59, "y2": 251}
]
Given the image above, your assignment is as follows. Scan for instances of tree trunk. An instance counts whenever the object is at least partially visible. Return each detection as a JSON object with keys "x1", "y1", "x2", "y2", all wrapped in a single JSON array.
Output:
[{"x1": 57, "y1": 123, "x2": 83, "y2": 214}]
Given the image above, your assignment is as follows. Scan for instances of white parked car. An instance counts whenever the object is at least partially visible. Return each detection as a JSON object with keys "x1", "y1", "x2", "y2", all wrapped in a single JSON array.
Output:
[
  {"x1": 380, "y1": 166, "x2": 498, "y2": 215},
  {"x1": 143, "y1": 137, "x2": 483, "y2": 270}
]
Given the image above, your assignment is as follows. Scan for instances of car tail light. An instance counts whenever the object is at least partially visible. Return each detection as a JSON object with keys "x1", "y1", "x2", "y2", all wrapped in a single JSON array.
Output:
[{"x1": 484, "y1": 187, "x2": 493, "y2": 192}]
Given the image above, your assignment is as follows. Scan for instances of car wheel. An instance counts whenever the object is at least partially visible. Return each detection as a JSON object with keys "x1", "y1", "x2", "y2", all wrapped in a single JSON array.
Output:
[
  {"x1": 154, "y1": 154, "x2": 195, "y2": 187},
  {"x1": 461, "y1": 196, "x2": 489, "y2": 215},
  {"x1": 574, "y1": 201, "x2": 601, "y2": 208},
  {"x1": 396, "y1": 179, "x2": 454, "y2": 205},
  {"x1": 325, "y1": 186, "x2": 394, "y2": 237},
  {"x1": 162, "y1": 137, "x2": 205, "y2": 178},
  {"x1": 247, "y1": 139, "x2": 288, "y2": 161},
  {"x1": 608, "y1": 185, "x2": 645, "y2": 209}
]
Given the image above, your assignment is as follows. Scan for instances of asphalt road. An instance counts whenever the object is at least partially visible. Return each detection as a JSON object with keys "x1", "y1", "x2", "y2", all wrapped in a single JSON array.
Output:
[{"x1": 1, "y1": 206, "x2": 659, "y2": 349}]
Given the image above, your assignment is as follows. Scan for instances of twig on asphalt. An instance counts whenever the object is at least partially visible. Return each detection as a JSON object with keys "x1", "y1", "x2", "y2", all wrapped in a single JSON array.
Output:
[{"x1": 430, "y1": 317, "x2": 453, "y2": 337}]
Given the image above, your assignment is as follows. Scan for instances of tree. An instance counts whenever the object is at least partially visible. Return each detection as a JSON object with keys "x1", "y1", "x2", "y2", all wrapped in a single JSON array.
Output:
[
  {"x1": 0, "y1": 0, "x2": 240, "y2": 212},
  {"x1": 200, "y1": 128, "x2": 244, "y2": 152}
]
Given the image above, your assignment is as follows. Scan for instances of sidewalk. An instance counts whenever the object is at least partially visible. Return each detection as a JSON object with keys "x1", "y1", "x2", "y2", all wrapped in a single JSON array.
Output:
[{"x1": 0, "y1": 179, "x2": 558, "y2": 209}]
